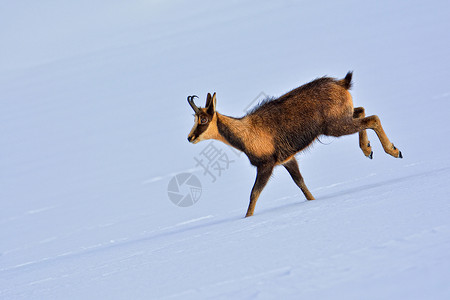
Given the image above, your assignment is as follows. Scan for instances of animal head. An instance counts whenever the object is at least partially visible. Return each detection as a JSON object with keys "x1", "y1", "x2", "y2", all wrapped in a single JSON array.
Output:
[{"x1": 187, "y1": 93, "x2": 218, "y2": 144}]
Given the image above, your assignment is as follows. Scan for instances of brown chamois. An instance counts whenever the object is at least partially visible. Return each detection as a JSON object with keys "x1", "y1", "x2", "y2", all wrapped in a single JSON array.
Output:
[{"x1": 187, "y1": 72, "x2": 402, "y2": 217}]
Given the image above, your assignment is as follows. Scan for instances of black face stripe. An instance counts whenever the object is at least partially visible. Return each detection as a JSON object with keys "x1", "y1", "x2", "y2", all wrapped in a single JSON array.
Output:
[
  {"x1": 190, "y1": 112, "x2": 212, "y2": 139},
  {"x1": 193, "y1": 123, "x2": 208, "y2": 137}
]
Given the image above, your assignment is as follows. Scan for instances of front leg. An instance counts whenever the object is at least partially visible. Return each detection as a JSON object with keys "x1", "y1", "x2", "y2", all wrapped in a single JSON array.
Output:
[{"x1": 245, "y1": 164, "x2": 274, "y2": 217}]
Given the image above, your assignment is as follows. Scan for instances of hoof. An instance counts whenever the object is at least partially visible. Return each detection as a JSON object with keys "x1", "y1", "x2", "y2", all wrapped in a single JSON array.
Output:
[
  {"x1": 399, "y1": 151, "x2": 403, "y2": 159},
  {"x1": 368, "y1": 151, "x2": 373, "y2": 159}
]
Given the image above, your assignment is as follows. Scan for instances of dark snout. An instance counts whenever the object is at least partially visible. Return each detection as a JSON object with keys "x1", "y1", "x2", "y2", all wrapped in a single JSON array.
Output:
[{"x1": 187, "y1": 135, "x2": 195, "y2": 143}]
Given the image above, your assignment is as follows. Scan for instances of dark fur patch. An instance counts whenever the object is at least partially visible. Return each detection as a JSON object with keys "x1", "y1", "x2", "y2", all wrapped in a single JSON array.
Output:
[
  {"x1": 216, "y1": 116, "x2": 274, "y2": 165},
  {"x1": 216, "y1": 116, "x2": 246, "y2": 153}
]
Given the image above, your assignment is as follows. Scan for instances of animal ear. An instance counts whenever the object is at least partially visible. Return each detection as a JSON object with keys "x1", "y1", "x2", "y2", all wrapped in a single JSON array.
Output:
[
  {"x1": 207, "y1": 92, "x2": 216, "y2": 115},
  {"x1": 205, "y1": 93, "x2": 212, "y2": 108}
]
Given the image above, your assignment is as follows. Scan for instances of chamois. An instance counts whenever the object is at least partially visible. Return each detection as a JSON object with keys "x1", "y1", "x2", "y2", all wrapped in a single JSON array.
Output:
[{"x1": 187, "y1": 72, "x2": 402, "y2": 217}]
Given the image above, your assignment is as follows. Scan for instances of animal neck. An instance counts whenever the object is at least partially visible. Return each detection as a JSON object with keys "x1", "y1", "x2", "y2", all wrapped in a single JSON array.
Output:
[{"x1": 215, "y1": 113, "x2": 248, "y2": 153}]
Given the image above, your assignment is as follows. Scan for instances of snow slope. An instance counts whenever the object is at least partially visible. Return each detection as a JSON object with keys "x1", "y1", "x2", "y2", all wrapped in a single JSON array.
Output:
[{"x1": 1, "y1": 0, "x2": 450, "y2": 299}]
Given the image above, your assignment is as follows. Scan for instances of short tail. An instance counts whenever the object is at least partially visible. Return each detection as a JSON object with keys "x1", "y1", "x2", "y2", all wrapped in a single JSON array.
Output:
[{"x1": 337, "y1": 71, "x2": 353, "y2": 90}]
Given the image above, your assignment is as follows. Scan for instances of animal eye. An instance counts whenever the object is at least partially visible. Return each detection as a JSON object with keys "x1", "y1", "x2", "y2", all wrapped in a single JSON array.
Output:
[{"x1": 200, "y1": 117, "x2": 208, "y2": 124}]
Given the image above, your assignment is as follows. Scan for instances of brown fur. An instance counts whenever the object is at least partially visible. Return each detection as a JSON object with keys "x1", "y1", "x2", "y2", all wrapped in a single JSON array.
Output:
[{"x1": 187, "y1": 72, "x2": 402, "y2": 217}]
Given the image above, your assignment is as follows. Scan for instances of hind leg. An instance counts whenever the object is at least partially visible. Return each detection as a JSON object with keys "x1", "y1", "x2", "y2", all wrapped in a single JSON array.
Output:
[
  {"x1": 328, "y1": 115, "x2": 402, "y2": 158},
  {"x1": 362, "y1": 115, "x2": 402, "y2": 158},
  {"x1": 353, "y1": 107, "x2": 373, "y2": 159},
  {"x1": 283, "y1": 157, "x2": 315, "y2": 200}
]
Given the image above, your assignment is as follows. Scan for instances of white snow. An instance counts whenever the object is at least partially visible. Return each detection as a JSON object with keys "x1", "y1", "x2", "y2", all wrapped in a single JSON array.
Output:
[{"x1": 1, "y1": 1, "x2": 450, "y2": 299}]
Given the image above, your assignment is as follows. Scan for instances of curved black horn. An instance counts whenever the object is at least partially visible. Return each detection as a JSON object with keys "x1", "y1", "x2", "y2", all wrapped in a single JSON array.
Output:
[{"x1": 187, "y1": 95, "x2": 200, "y2": 113}]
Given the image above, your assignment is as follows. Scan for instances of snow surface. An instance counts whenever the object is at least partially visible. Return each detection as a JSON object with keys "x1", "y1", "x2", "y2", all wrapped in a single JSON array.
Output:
[{"x1": 1, "y1": 1, "x2": 450, "y2": 299}]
